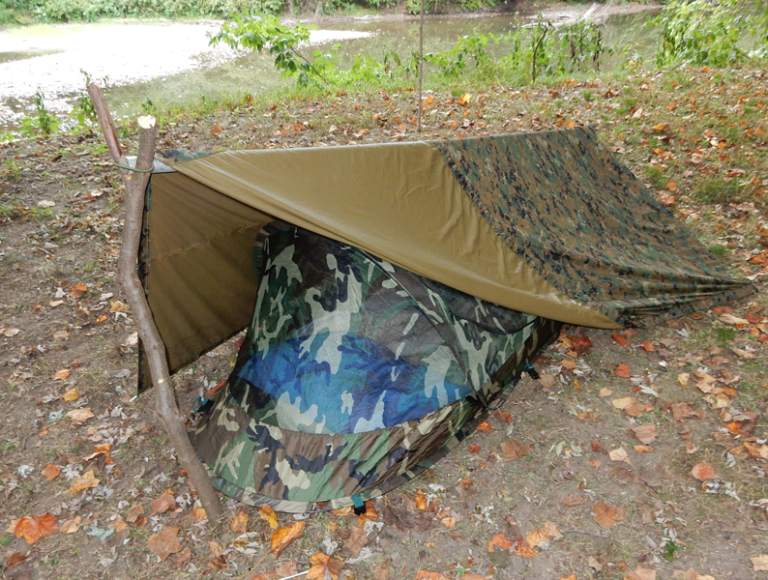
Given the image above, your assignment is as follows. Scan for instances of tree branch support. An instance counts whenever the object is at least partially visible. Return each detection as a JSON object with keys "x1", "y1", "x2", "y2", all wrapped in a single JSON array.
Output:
[{"x1": 87, "y1": 84, "x2": 224, "y2": 524}]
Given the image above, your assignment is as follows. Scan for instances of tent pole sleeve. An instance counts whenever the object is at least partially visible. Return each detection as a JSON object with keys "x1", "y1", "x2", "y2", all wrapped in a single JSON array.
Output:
[{"x1": 89, "y1": 85, "x2": 224, "y2": 524}]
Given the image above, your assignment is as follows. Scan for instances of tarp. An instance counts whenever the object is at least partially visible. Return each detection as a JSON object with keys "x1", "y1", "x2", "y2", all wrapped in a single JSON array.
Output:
[{"x1": 141, "y1": 127, "x2": 754, "y2": 385}]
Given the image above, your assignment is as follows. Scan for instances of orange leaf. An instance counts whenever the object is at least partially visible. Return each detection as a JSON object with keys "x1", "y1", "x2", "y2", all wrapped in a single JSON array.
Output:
[
  {"x1": 306, "y1": 552, "x2": 345, "y2": 580},
  {"x1": 493, "y1": 409, "x2": 512, "y2": 423},
  {"x1": 487, "y1": 532, "x2": 514, "y2": 552},
  {"x1": 150, "y1": 489, "x2": 177, "y2": 515},
  {"x1": 476, "y1": 421, "x2": 492, "y2": 432},
  {"x1": 691, "y1": 462, "x2": 718, "y2": 481},
  {"x1": 41, "y1": 463, "x2": 61, "y2": 480},
  {"x1": 230, "y1": 509, "x2": 249, "y2": 533},
  {"x1": 565, "y1": 119, "x2": 577, "y2": 129},
  {"x1": 415, "y1": 490, "x2": 428, "y2": 511},
  {"x1": 592, "y1": 501, "x2": 624, "y2": 529},
  {"x1": 210, "y1": 124, "x2": 223, "y2": 136},
  {"x1": 611, "y1": 334, "x2": 629, "y2": 347},
  {"x1": 259, "y1": 504, "x2": 278, "y2": 529},
  {"x1": 468, "y1": 444, "x2": 481, "y2": 453},
  {"x1": 358, "y1": 500, "x2": 378, "y2": 526},
  {"x1": 53, "y1": 368, "x2": 70, "y2": 381},
  {"x1": 147, "y1": 525, "x2": 182, "y2": 561},
  {"x1": 614, "y1": 364, "x2": 631, "y2": 378},
  {"x1": 458, "y1": 93, "x2": 472, "y2": 107},
  {"x1": 500, "y1": 438, "x2": 531, "y2": 461},
  {"x1": 270, "y1": 521, "x2": 305, "y2": 557},
  {"x1": 69, "y1": 468, "x2": 100, "y2": 494},
  {"x1": 12, "y1": 513, "x2": 58, "y2": 545},
  {"x1": 462, "y1": 574, "x2": 490, "y2": 580},
  {"x1": 652, "y1": 123, "x2": 666, "y2": 131},
  {"x1": 69, "y1": 284, "x2": 87, "y2": 298},
  {"x1": 640, "y1": 340, "x2": 656, "y2": 352}
]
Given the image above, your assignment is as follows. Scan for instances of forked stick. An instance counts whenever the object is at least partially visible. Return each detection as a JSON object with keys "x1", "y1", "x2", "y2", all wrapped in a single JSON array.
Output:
[{"x1": 87, "y1": 84, "x2": 224, "y2": 524}]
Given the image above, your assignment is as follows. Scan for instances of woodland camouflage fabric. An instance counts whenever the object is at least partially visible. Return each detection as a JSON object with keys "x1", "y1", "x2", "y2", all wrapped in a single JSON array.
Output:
[
  {"x1": 436, "y1": 127, "x2": 755, "y2": 328},
  {"x1": 191, "y1": 227, "x2": 561, "y2": 511}
]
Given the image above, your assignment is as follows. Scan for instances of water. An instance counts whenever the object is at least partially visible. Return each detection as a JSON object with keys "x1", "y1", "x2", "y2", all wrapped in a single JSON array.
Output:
[{"x1": 0, "y1": 6, "x2": 658, "y2": 131}]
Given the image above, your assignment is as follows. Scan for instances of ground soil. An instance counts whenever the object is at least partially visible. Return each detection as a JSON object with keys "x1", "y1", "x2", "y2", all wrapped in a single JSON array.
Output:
[{"x1": 1, "y1": 64, "x2": 768, "y2": 580}]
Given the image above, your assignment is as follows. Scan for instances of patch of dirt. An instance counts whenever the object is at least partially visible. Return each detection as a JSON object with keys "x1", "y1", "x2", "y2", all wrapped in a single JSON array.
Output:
[{"x1": 2, "y1": 66, "x2": 768, "y2": 580}]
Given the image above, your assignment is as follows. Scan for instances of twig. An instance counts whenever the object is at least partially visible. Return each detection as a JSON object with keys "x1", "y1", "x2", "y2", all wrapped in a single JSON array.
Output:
[{"x1": 531, "y1": 22, "x2": 552, "y2": 85}]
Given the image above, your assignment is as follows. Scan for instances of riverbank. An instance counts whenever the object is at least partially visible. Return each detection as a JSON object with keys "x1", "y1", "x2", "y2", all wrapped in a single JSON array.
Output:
[{"x1": 1, "y1": 62, "x2": 768, "y2": 580}]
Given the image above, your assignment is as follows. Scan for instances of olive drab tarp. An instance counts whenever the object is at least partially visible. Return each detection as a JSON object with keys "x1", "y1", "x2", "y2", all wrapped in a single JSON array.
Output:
[{"x1": 137, "y1": 127, "x2": 754, "y2": 511}]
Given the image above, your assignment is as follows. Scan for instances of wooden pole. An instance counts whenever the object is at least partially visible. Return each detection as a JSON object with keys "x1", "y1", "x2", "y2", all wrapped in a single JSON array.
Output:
[
  {"x1": 417, "y1": 0, "x2": 424, "y2": 133},
  {"x1": 87, "y1": 84, "x2": 224, "y2": 524}
]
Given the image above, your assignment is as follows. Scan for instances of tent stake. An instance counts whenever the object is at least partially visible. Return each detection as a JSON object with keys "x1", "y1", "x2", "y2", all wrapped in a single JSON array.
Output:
[{"x1": 87, "y1": 84, "x2": 224, "y2": 525}]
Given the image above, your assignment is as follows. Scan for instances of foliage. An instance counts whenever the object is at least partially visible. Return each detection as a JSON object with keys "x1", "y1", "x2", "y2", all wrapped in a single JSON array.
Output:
[
  {"x1": 209, "y1": 15, "x2": 318, "y2": 85},
  {"x1": 69, "y1": 70, "x2": 100, "y2": 133},
  {"x1": 19, "y1": 92, "x2": 59, "y2": 137},
  {"x1": 653, "y1": 0, "x2": 768, "y2": 67}
]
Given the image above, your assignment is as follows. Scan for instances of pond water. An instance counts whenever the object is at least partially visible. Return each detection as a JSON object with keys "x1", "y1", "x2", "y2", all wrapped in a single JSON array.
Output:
[{"x1": 0, "y1": 5, "x2": 658, "y2": 131}]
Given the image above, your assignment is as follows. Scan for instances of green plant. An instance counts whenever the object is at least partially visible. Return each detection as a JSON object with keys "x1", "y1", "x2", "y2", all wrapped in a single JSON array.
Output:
[
  {"x1": 210, "y1": 15, "x2": 321, "y2": 85},
  {"x1": 652, "y1": 0, "x2": 768, "y2": 67},
  {"x1": 70, "y1": 70, "x2": 100, "y2": 132},
  {"x1": 19, "y1": 92, "x2": 60, "y2": 137}
]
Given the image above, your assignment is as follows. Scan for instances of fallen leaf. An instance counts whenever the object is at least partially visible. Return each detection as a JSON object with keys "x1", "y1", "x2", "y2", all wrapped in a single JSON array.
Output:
[
  {"x1": 441, "y1": 516, "x2": 456, "y2": 528},
  {"x1": 690, "y1": 462, "x2": 718, "y2": 481},
  {"x1": 109, "y1": 300, "x2": 130, "y2": 312},
  {"x1": 592, "y1": 502, "x2": 624, "y2": 529},
  {"x1": 677, "y1": 373, "x2": 690, "y2": 387},
  {"x1": 66, "y1": 407, "x2": 94, "y2": 424},
  {"x1": 69, "y1": 468, "x2": 100, "y2": 494},
  {"x1": 458, "y1": 93, "x2": 472, "y2": 106},
  {"x1": 259, "y1": 504, "x2": 278, "y2": 529},
  {"x1": 415, "y1": 572, "x2": 448, "y2": 580},
  {"x1": 230, "y1": 508, "x2": 249, "y2": 533},
  {"x1": 62, "y1": 387, "x2": 79, "y2": 402},
  {"x1": 671, "y1": 402, "x2": 698, "y2": 420},
  {"x1": 719, "y1": 313, "x2": 749, "y2": 327},
  {"x1": 252, "y1": 561, "x2": 300, "y2": 580},
  {"x1": 476, "y1": 421, "x2": 492, "y2": 432},
  {"x1": 358, "y1": 500, "x2": 378, "y2": 525},
  {"x1": 53, "y1": 369, "x2": 70, "y2": 381},
  {"x1": 461, "y1": 574, "x2": 490, "y2": 580},
  {"x1": 625, "y1": 565, "x2": 657, "y2": 580},
  {"x1": 752, "y1": 554, "x2": 768, "y2": 571},
  {"x1": 209, "y1": 540, "x2": 224, "y2": 557},
  {"x1": 599, "y1": 387, "x2": 613, "y2": 397},
  {"x1": 2, "y1": 327, "x2": 20, "y2": 337},
  {"x1": 59, "y1": 516, "x2": 81, "y2": 534},
  {"x1": 487, "y1": 532, "x2": 514, "y2": 552},
  {"x1": 41, "y1": 463, "x2": 61, "y2": 480},
  {"x1": 560, "y1": 492, "x2": 587, "y2": 507},
  {"x1": 6, "y1": 551, "x2": 26, "y2": 568},
  {"x1": 609, "y1": 447, "x2": 631, "y2": 464},
  {"x1": 743, "y1": 442, "x2": 768, "y2": 460},
  {"x1": 634, "y1": 445, "x2": 653, "y2": 453},
  {"x1": 210, "y1": 123, "x2": 223, "y2": 136},
  {"x1": 69, "y1": 284, "x2": 87, "y2": 298},
  {"x1": 631, "y1": 423, "x2": 658, "y2": 444},
  {"x1": 493, "y1": 409, "x2": 512, "y2": 423},
  {"x1": 193, "y1": 507, "x2": 207, "y2": 522},
  {"x1": 148, "y1": 525, "x2": 182, "y2": 561},
  {"x1": 561, "y1": 357, "x2": 577, "y2": 370},
  {"x1": 614, "y1": 364, "x2": 631, "y2": 378},
  {"x1": 372, "y1": 560, "x2": 392, "y2": 580},
  {"x1": 500, "y1": 438, "x2": 531, "y2": 461},
  {"x1": 538, "y1": 373, "x2": 558, "y2": 389},
  {"x1": 126, "y1": 503, "x2": 146, "y2": 525},
  {"x1": 612, "y1": 397, "x2": 637, "y2": 410},
  {"x1": 640, "y1": 340, "x2": 656, "y2": 352},
  {"x1": 468, "y1": 444, "x2": 481, "y2": 453},
  {"x1": 270, "y1": 521, "x2": 305, "y2": 557},
  {"x1": 307, "y1": 552, "x2": 345, "y2": 580},
  {"x1": 344, "y1": 522, "x2": 369, "y2": 556},
  {"x1": 150, "y1": 490, "x2": 177, "y2": 515},
  {"x1": 612, "y1": 333, "x2": 629, "y2": 347},
  {"x1": 12, "y1": 513, "x2": 58, "y2": 545},
  {"x1": 526, "y1": 520, "x2": 562, "y2": 548},
  {"x1": 732, "y1": 347, "x2": 757, "y2": 359}
]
